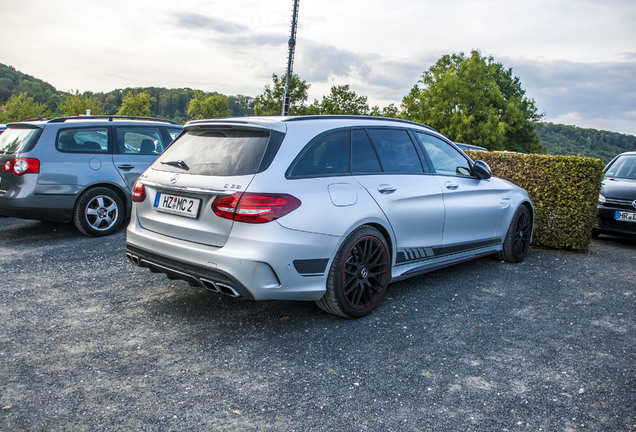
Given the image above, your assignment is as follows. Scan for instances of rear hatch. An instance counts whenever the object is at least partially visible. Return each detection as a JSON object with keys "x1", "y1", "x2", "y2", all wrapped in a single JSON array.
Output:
[
  {"x1": 135, "y1": 122, "x2": 285, "y2": 247},
  {"x1": 0, "y1": 124, "x2": 43, "y2": 194}
]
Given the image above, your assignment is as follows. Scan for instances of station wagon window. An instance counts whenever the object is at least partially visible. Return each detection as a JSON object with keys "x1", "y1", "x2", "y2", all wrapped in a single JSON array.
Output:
[
  {"x1": 155, "y1": 128, "x2": 270, "y2": 176},
  {"x1": 116, "y1": 128, "x2": 165, "y2": 155},
  {"x1": 57, "y1": 128, "x2": 109, "y2": 153},
  {"x1": 288, "y1": 130, "x2": 349, "y2": 178},
  {"x1": 167, "y1": 128, "x2": 182, "y2": 142},
  {"x1": 351, "y1": 129, "x2": 381, "y2": 174},
  {"x1": 416, "y1": 133, "x2": 471, "y2": 177},
  {"x1": 366, "y1": 129, "x2": 423, "y2": 173}
]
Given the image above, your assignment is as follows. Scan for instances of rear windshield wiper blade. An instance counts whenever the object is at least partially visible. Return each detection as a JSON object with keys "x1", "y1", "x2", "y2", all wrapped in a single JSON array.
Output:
[{"x1": 161, "y1": 160, "x2": 190, "y2": 171}]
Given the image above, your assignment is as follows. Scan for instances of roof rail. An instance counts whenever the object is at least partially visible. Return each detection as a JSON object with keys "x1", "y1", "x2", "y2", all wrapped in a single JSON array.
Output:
[
  {"x1": 46, "y1": 115, "x2": 181, "y2": 125},
  {"x1": 282, "y1": 115, "x2": 437, "y2": 132}
]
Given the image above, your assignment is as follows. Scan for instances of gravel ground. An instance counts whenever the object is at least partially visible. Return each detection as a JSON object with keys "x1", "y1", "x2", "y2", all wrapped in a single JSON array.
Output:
[{"x1": 0, "y1": 217, "x2": 634, "y2": 432}]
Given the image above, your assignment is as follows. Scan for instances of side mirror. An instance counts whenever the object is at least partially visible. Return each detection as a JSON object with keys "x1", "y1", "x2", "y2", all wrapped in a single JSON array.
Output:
[{"x1": 472, "y1": 160, "x2": 492, "y2": 180}]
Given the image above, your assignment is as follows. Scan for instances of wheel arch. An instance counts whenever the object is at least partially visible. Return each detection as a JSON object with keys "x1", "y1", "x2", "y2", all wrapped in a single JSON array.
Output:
[{"x1": 73, "y1": 182, "x2": 131, "y2": 216}]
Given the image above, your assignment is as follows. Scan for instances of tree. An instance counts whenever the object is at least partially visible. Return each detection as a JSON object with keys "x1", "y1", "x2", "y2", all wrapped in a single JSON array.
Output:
[
  {"x1": 312, "y1": 85, "x2": 370, "y2": 115},
  {"x1": 254, "y1": 73, "x2": 310, "y2": 115},
  {"x1": 401, "y1": 50, "x2": 545, "y2": 153},
  {"x1": 370, "y1": 103, "x2": 400, "y2": 118},
  {"x1": 117, "y1": 91, "x2": 155, "y2": 117},
  {"x1": 187, "y1": 91, "x2": 232, "y2": 120},
  {"x1": 58, "y1": 91, "x2": 104, "y2": 116},
  {"x1": 0, "y1": 92, "x2": 50, "y2": 122}
]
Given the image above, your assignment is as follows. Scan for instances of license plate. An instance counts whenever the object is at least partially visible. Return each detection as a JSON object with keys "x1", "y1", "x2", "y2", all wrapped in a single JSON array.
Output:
[
  {"x1": 615, "y1": 210, "x2": 636, "y2": 223},
  {"x1": 154, "y1": 192, "x2": 201, "y2": 218}
]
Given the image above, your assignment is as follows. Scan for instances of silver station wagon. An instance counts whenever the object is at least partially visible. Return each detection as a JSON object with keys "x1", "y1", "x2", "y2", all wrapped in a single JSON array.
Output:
[
  {"x1": 126, "y1": 116, "x2": 533, "y2": 317},
  {"x1": 0, "y1": 116, "x2": 182, "y2": 236}
]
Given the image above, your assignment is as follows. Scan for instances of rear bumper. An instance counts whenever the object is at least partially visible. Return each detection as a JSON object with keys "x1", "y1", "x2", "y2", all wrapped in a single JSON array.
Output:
[
  {"x1": 0, "y1": 194, "x2": 75, "y2": 223},
  {"x1": 125, "y1": 212, "x2": 340, "y2": 301}
]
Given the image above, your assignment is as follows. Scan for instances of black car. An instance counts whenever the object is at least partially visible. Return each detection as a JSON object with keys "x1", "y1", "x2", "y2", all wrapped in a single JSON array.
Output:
[{"x1": 594, "y1": 151, "x2": 636, "y2": 238}]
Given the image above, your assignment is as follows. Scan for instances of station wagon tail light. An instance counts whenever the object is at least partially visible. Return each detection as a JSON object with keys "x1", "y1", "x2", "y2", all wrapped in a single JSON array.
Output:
[
  {"x1": 132, "y1": 179, "x2": 146, "y2": 202},
  {"x1": 212, "y1": 192, "x2": 301, "y2": 223},
  {"x1": 2, "y1": 158, "x2": 40, "y2": 175}
]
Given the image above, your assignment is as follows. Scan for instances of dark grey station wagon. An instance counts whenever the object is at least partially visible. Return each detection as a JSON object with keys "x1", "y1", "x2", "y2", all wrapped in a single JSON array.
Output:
[{"x1": 0, "y1": 116, "x2": 182, "y2": 236}]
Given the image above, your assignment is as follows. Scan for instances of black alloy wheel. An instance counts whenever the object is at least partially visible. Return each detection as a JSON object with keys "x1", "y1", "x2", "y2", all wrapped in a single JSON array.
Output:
[
  {"x1": 496, "y1": 205, "x2": 532, "y2": 263},
  {"x1": 317, "y1": 226, "x2": 390, "y2": 318}
]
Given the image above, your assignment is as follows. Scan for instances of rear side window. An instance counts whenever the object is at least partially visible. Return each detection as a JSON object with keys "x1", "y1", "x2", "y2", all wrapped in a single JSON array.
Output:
[
  {"x1": 0, "y1": 127, "x2": 42, "y2": 155},
  {"x1": 57, "y1": 128, "x2": 109, "y2": 153},
  {"x1": 366, "y1": 129, "x2": 423, "y2": 173},
  {"x1": 116, "y1": 127, "x2": 166, "y2": 155},
  {"x1": 154, "y1": 128, "x2": 270, "y2": 176},
  {"x1": 351, "y1": 129, "x2": 381, "y2": 174},
  {"x1": 288, "y1": 131, "x2": 349, "y2": 178}
]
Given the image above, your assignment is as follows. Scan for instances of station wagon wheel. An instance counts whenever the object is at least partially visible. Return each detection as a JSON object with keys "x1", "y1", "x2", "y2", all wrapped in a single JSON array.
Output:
[
  {"x1": 496, "y1": 205, "x2": 532, "y2": 263},
  {"x1": 73, "y1": 187, "x2": 124, "y2": 237},
  {"x1": 317, "y1": 226, "x2": 390, "y2": 318}
]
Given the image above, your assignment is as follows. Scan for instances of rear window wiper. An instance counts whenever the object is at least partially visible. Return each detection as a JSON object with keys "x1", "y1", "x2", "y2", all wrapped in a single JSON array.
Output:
[{"x1": 161, "y1": 160, "x2": 190, "y2": 171}]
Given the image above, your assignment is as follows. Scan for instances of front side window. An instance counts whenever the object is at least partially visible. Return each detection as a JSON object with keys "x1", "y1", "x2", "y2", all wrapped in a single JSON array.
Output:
[
  {"x1": 366, "y1": 129, "x2": 423, "y2": 173},
  {"x1": 154, "y1": 128, "x2": 270, "y2": 176},
  {"x1": 116, "y1": 128, "x2": 165, "y2": 155},
  {"x1": 57, "y1": 128, "x2": 109, "y2": 153},
  {"x1": 416, "y1": 132, "x2": 471, "y2": 177},
  {"x1": 288, "y1": 130, "x2": 350, "y2": 178}
]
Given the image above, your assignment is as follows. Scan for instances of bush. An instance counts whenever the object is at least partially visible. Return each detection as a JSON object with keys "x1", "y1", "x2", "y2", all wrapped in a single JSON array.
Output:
[{"x1": 466, "y1": 151, "x2": 604, "y2": 252}]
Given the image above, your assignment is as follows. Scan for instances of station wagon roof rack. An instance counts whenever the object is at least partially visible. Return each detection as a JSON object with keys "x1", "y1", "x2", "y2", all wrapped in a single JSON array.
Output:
[
  {"x1": 281, "y1": 115, "x2": 438, "y2": 132},
  {"x1": 46, "y1": 115, "x2": 181, "y2": 125}
]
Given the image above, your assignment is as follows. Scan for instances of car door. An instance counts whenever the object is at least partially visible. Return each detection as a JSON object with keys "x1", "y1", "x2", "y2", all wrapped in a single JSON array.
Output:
[
  {"x1": 414, "y1": 132, "x2": 503, "y2": 247},
  {"x1": 351, "y1": 128, "x2": 445, "y2": 265},
  {"x1": 112, "y1": 127, "x2": 168, "y2": 192}
]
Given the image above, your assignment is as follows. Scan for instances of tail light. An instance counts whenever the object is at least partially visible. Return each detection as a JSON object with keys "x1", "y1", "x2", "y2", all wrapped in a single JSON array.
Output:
[
  {"x1": 132, "y1": 179, "x2": 146, "y2": 202},
  {"x1": 2, "y1": 158, "x2": 40, "y2": 175},
  {"x1": 212, "y1": 192, "x2": 301, "y2": 223}
]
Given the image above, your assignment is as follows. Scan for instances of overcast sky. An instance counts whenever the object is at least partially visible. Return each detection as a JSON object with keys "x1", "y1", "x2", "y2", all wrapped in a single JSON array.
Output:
[{"x1": 1, "y1": 0, "x2": 635, "y2": 135}]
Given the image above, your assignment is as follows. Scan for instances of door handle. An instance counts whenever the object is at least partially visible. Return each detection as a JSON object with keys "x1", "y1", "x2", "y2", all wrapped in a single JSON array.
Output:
[
  {"x1": 445, "y1": 181, "x2": 459, "y2": 190},
  {"x1": 117, "y1": 164, "x2": 135, "y2": 171},
  {"x1": 377, "y1": 184, "x2": 397, "y2": 194}
]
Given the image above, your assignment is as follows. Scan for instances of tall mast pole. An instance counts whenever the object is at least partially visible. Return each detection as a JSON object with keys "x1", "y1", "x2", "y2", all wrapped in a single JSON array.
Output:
[{"x1": 282, "y1": 0, "x2": 299, "y2": 116}]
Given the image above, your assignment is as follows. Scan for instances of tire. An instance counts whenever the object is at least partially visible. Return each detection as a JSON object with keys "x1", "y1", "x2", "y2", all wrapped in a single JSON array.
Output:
[
  {"x1": 316, "y1": 226, "x2": 390, "y2": 318},
  {"x1": 73, "y1": 187, "x2": 124, "y2": 237},
  {"x1": 496, "y1": 205, "x2": 532, "y2": 263}
]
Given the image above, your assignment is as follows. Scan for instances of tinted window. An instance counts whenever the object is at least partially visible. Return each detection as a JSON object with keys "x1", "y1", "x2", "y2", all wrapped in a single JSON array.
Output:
[
  {"x1": 116, "y1": 128, "x2": 165, "y2": 155},
  {"x1": 154, "y1": 128, "x2": 270, "y2": 176},
  {"x1": 289, "y1": 131, "x2": 349, "y2": 178},
  {"x1": 416, "y1": 132, "x2": 471, "y2": 176},
  {"x1": 351, "y1": 129, "x2": 381, "y2": 174},
  {"x1": 57, "y1": 128, "x2": 108, "y2": 153},
  {"x1": 366, "y1": 129, "x2": 423, "y2": 173}
]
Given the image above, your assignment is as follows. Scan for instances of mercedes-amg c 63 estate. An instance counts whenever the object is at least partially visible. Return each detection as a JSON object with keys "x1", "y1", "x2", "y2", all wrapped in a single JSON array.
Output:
[{"x1": 126, "y1": 116, "x2": 533, "y2": 317}]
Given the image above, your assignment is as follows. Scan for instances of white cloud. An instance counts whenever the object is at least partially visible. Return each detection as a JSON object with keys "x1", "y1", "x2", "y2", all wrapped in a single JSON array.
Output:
[{"x1": 0, "y1": 0, "x2": 635, "y2": 134}]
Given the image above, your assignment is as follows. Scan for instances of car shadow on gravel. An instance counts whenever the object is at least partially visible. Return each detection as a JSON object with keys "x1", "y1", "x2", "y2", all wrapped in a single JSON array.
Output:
[{"x1": 0, "y1": 217, "x2": 126, "y2": 245}]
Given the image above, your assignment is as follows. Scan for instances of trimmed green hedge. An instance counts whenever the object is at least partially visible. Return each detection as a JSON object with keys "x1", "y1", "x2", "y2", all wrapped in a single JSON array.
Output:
[{"x1": 466, "y1": 151, "x2": 605, "y2": 252}]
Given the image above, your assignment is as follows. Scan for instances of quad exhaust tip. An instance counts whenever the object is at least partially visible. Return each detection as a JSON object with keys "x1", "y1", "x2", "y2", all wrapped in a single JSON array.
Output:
[{"x1": 125, "y1": 253, "x2": 241, "y2": 298}]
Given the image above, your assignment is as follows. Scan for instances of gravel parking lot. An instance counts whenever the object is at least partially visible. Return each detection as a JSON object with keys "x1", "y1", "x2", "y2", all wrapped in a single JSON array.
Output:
[{"x1": 0, "y1": 217, "x2": 634, "y2": 432}]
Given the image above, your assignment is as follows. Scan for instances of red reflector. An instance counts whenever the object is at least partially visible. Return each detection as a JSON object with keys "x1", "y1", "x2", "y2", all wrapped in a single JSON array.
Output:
[
  {"x1": 132, "y1": 180, "x2": 146, "y2": 202},
  {"x1": 212, "y1": 193, "x2": 301, "y2": 223}
]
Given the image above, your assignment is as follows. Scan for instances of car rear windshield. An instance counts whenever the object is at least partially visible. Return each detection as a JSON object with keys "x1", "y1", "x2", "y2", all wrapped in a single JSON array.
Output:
[
  {"x1": 0, "y1": 126, "x2": 42, "y2": 155},
  {"x1": 153, "y1": 128, "x2": 272, "y2": 176}
]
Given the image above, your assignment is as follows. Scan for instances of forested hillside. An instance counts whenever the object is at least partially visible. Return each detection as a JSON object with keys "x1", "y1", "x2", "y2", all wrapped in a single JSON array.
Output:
[
  {"x1": 537, "y1": 123, "x2": 636, "y2": 164},
  {"x1": 1, "y1": 63, "x2": 633, "y2": 163}
]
